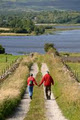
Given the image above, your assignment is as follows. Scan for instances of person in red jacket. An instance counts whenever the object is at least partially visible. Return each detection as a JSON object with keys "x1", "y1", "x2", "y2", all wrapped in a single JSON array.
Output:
[
  {"x1": 27, "y1": 73, "x2": 38, "y2": 99},
  {"x1": 39, "y1": 71, "x2": 54, "y2": 100}
]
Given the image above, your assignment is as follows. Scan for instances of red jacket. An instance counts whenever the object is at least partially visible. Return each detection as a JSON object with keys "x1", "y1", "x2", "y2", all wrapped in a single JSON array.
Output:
[
  {"x1": 27, "y1": 76, "x2": 37, "y2": 86},
  {"x1": 39, "y1": 73, "x2": 54, "y2": 86}
]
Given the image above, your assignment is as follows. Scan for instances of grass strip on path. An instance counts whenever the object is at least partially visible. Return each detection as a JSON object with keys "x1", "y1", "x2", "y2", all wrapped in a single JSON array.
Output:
[{"x1": 24, "y1": 62, "x2": 46, "y2": 120}]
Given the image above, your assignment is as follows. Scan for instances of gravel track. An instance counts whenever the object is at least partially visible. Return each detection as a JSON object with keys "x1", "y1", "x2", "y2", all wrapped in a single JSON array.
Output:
[
  {"x1": 41, "y1": 63, "x2": 68, "y2": 120},
  {"x1": 6, "y1": 63, "x2": 38, "y2": 120}
]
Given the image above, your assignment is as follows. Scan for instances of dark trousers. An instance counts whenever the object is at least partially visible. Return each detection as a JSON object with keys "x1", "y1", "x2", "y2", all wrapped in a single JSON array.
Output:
[{"x1": 45, "y1": 86, "x2": 51, "y2": 99}]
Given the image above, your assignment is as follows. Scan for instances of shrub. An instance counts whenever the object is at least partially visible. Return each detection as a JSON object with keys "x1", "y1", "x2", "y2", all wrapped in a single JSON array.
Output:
[
  {"x1": 44, "y1": 43, "x2": 60, "y2": 56},
  {"x1": 44, "y1": 25, "x2": 53, "y2": 29},
  {"x1": 0, "y1": 45, "x2": 5, "y2": 54},
  {"x1": 44, "y1": 43, "x2": 55, "y2": 52},
  {"x1": 34, "y1": 26, "x2": 45, "y2": 35}
]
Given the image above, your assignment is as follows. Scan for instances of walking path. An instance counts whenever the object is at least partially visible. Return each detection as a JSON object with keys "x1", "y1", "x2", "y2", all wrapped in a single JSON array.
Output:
[
  {"x1": 41, "y1": 63, "x2": 68, "y2": 120},
  {"x1": 6, "y1": 63, "x2": 38, "y2": 120}
]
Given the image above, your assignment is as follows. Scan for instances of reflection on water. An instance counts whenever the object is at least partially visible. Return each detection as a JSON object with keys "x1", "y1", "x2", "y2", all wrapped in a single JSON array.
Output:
[
  {"x1": 0, "y1": 30, "x2": 80, "y2": 55},
  {"x1": 55, "y1": 25, "x2": 80, "y2": 29}
]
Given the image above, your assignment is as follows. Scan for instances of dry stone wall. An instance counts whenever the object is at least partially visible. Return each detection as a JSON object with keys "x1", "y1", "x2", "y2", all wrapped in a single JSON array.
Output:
[{"x1": 0, "y1": 58, "x2": 22, "y2": 82}]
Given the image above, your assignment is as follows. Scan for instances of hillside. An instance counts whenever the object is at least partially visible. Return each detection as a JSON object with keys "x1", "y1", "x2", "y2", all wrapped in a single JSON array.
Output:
[
  {"x1": 0, "y1": 0, "x2": 80, "y2": 12},
  {"x1": 0, "y1": 52, "x2": 80, "y2": 120}
]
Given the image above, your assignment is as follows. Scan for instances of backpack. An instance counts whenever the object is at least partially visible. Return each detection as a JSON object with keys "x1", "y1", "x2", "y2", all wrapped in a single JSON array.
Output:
[{"x1": 29, "y1": 80, "x2": 33, "y2": 85}]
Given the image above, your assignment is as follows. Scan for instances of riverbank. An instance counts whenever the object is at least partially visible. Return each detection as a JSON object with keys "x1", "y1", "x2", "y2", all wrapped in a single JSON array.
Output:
[
  {"x1": 45, "y1": 27, "x2": 80, "y2": 35},
  {"x1": 0, "y1": 24, "x2": 80, "y2": 36},
  {"x1": 0, "y1": 32, "x2": 35, "y2": 36},
  {"x1": 35, "y1": 23, "x2": 80, "y2": 26}
]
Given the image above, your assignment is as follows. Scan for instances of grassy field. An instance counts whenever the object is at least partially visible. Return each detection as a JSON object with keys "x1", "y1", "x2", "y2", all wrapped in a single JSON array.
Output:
[
  {"x1": 42, "y1": 52, "x2": 80, "y2": 120},
  {"x1": 0, "y1": 33, "x2": 31, "y2": 36},
  {"x1": 60, "y1": 52, "x2": 80, "y2": 57},
  {"x1": 46, "y1": 27, "x2": 80, "y2": 33},
  {"x1": 0, "y1": 54, "x2": 19, "y2": 75},
  {"x1": 45, "y1": 27, "x2": 80, "y2": 35},
  {"x1": 60, "y1": 52, "x2": 80, "y2": 82},
  {"x1": 35, "y1": 23, "x2": 80, "y2": 26},
  {"x1": 0, "y1": 28, "x2": 10, "y2": 31},
  {"x1": 66, "y1": 62, "x2": 80, "y2": 82}
]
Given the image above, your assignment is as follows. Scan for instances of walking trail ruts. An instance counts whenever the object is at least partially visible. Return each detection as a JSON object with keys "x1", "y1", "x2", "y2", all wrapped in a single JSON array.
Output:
[
  {"x1": 41, "y1": 63, "x2": 68, "y2": 120},
  {"x1": 6, "y1": 63, "x2": 38, "y2": 120}
]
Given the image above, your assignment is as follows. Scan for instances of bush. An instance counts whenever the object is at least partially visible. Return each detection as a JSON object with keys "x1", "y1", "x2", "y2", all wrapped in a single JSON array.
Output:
[
  {"x1": 44, "y1": 43, "x2": 59, "y2": 56},
  {"x1": 44, "y1": 26, "x2": 53, "y2": 29},
  {"x1": 13, "y1": 28, "x2": 27, "y2": 33},
  {"x1": 0, "y1": 45, "x2": 5, "y2": 54},
  {"x1": 0, "y1": 98, "x2": 20, "y2": 119},
  {"x1": 44, "y1": 43, "x2": 54, "y2": 52},
  {"x1": 34, "y1": 26, "x2": 45, "y2": 35}
]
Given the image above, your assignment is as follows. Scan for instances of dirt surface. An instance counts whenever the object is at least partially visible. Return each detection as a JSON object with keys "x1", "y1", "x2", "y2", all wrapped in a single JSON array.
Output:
[
  {"x1": 62, "y1": 56, "x2": 80, "y2": 62},
  {"x1": 6, "y1": 63, "x2": 38, "y2": 120},
  {"x1": 41, "y1": 63, "x2": 68, "y2": 120},
  {"x1": 6, "y1": 62, "x2": 68, "y2": 120}
]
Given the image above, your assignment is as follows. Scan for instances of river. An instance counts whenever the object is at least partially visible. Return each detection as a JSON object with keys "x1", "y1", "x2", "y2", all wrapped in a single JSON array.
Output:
[{"x1": 0, "y1": 29, "x2": 80, "y2": 55}]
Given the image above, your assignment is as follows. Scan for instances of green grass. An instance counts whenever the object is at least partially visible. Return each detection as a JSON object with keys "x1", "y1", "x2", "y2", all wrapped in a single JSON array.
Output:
[
  {"x1": 43, "y1": 53, "x2": 80, "y2": 120},
  {"x1": 0, "y1": 54, "x2": 19, "y2": 75},
  {"x1": 66, "y1": 62, "x2": 80, "y2": 82},
  {"x1": 24, "y1": 62, "x2": 46, "y2": 120},
  {"x1": 60, "y1": 52, "x2": 80, "y2": 57}
]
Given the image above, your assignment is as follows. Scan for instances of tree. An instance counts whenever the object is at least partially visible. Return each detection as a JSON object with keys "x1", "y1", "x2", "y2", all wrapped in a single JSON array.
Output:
[
  {"x1": 0, "y1": 45, "x2": 5, "y2": 54},
  {"x1": 44, "y1": 43, "x2": 54, "y2": 52},
  {"x1": 34, "y1": 27, "x2": 39, "y2": 35},
  {"x1": 9, "y1": 17, "x2": 23, "y2": 28},
  {"x1": 38, "y1": 26, "x2": 45, "y2": 34},
  {"x1": 34, "y1": 26, "x2": 45, "y2": 35},
  {"x1": 23, "y1": 19, "x2": 35, "y2": 33}
]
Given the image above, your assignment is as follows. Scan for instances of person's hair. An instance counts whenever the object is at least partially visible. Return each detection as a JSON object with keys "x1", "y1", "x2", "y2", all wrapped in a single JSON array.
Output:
[
  {"x1": 30, "y1": 73, "x2": 33, "y2": 76},
  {"x1": 46, "y1": 71, "x2": 49, "y2": 74}
]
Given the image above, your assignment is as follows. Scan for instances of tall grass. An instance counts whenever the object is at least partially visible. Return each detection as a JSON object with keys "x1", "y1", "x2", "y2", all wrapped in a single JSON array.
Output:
[
  {"x1": 0, "y1": 56, "x2": 33, "y2": 120},
  {"x1": 44, "y1": 53, "x2": 80, "y2": 120}
]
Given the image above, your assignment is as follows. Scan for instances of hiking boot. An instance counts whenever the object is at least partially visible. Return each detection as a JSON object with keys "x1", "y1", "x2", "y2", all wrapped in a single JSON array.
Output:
[
  {"x1": 47, "y1": 96, "x2": 51, "y2": 100},
  {"x1": 30, "y1": 96, "x2": 32, "y2": 99}
]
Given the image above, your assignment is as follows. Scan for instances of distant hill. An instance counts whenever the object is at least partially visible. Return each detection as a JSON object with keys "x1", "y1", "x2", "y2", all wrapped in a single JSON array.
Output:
[{"x1": 0, "y1": 0, "x2": 80, "y2": 12}]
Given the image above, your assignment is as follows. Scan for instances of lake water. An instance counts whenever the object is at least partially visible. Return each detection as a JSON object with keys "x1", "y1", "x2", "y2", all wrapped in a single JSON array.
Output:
[
  {"x1": 55, "y1": 25, "x2": 80, "y2": 29},
  {"x1": 0, "y1": 29, "x2": 80, "y2": 55}
]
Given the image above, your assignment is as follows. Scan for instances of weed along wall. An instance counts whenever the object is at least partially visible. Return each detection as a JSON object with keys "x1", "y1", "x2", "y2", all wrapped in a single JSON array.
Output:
[
  {"x1": 0, "y1": 58, "x2": 22, "y2": 82},
  {"x1": 0, "y1": 56, "x2": 34, "y2": 120},
  {"x1": 44, "y1": 51, "x2": 80, "y2": 120}
]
